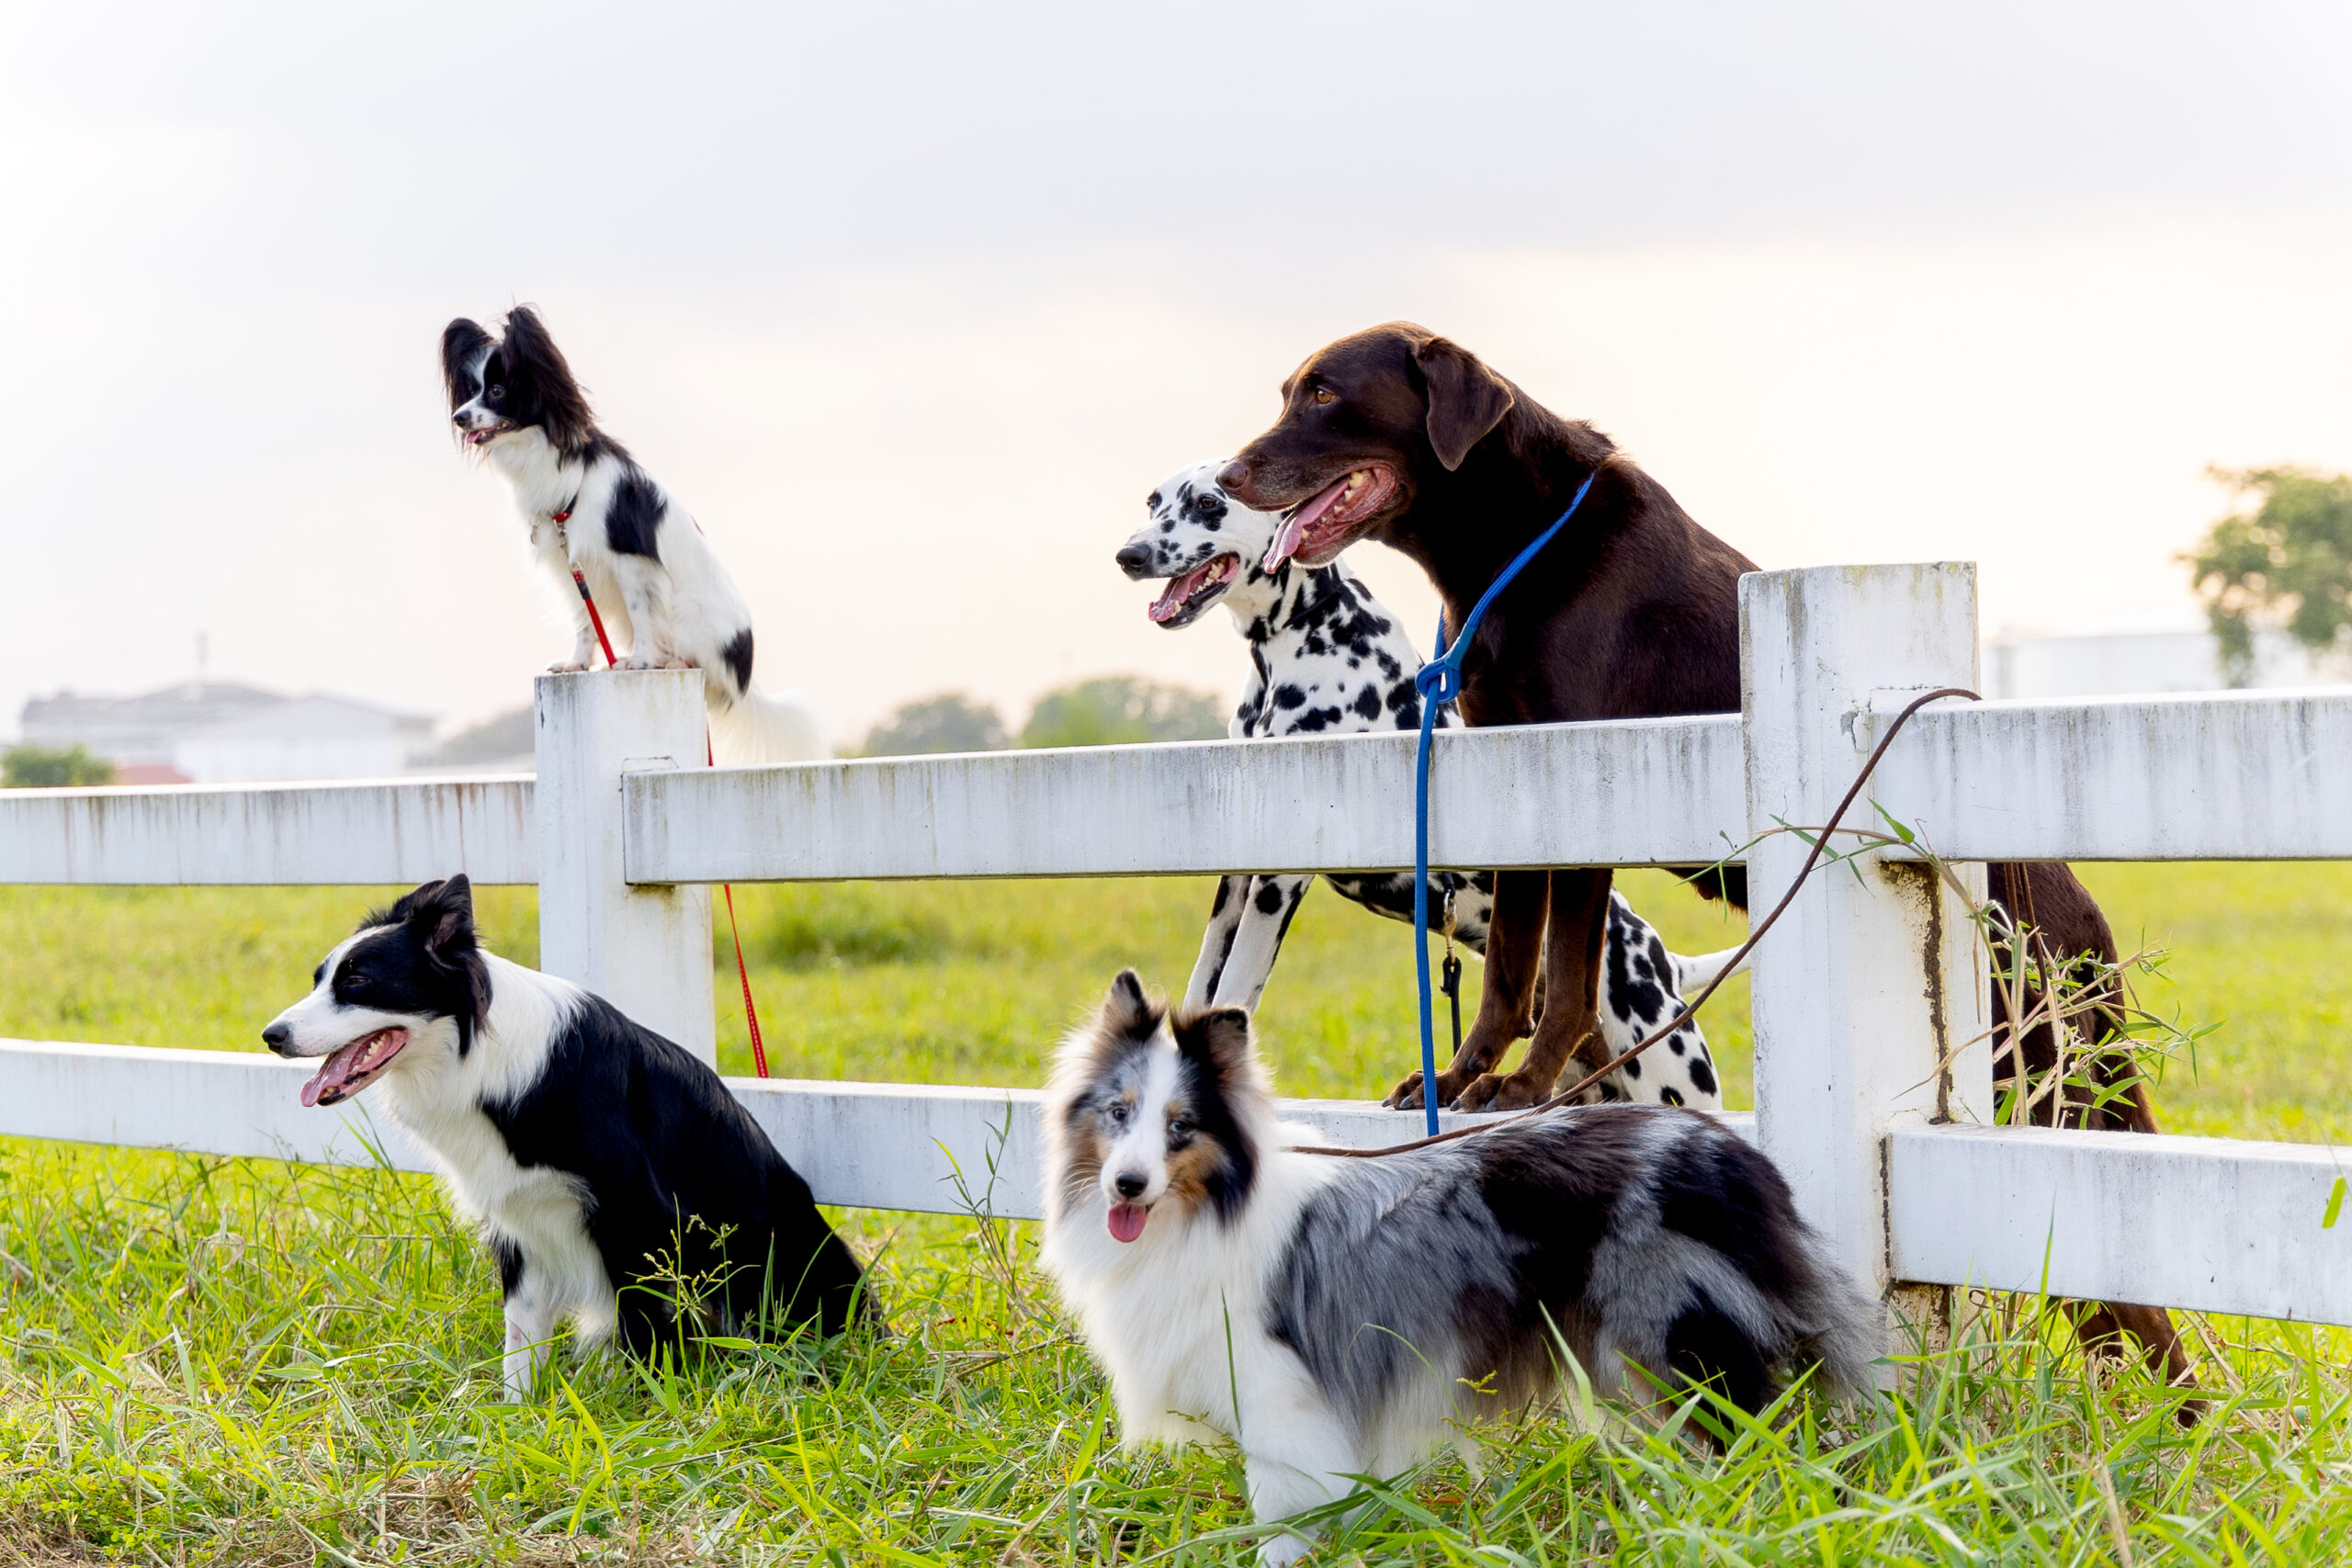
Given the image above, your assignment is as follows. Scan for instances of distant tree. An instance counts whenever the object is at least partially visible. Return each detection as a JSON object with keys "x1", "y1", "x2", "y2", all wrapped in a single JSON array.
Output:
[
  {"x1": 860, "y1": 692, "x2": 1011, "y2": 756},
  {"x1": 2, "y1": 744, "x2": 116, "y2": 787},
  {"x1": 2187, "y1": 466, "x2": 2352, "y2": 685},
  {"x1": 1019, "y1": 676, "x2": 1226, "y2": 749}
]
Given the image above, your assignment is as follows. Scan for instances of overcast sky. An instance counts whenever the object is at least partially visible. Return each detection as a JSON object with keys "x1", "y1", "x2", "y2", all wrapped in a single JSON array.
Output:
[{"x1": 6, "y1": 1, "x2": 2351, "y2": 745}]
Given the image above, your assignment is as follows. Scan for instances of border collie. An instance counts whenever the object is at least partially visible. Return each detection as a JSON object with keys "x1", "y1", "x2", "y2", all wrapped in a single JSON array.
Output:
[
  {"x1": 1041, "y1": 973, "x2": 1878, "y2": 1564},
  {"x1": 262, "y1": 875, "x2": 868, "y2": 1398},
  {"x1": 441, "y1": 306, "x2": 826, "y2": 763},
  {"x1": 1116, "y1": 461, "x2": 1737, "y2": 1111}
]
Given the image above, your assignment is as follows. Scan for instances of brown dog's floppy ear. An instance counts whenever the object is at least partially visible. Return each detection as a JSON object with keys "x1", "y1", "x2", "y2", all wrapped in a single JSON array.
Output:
[
  {"x1": 1099, "y1": 969, "x2": 1162, "y2": 1040},
  {"x1": 1417, "y1": 335, "x2": 1514, "y2": 470},
  {"x1": 1172, "y1": 1005, "x2": 1253, "y2": 1077}
]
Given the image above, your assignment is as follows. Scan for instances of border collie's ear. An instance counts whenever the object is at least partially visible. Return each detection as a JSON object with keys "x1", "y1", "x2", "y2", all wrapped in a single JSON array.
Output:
[
  {"x1": 441, "y1": 319, "x2": 492, "y2": 412},
  {"x1": 499, "y1": 304, "x2": 594, "y2": 454},
  {"x1": 1099, "y1": 968, "x2": 1161, "y2": 1041},
  {"x1": 389, "y1": 875, "x2": 492, "y2": 1051},
  {"x1": 391, "y1": 874, "x2": 476, "y2": 956},
  {"x1": 1172, "y1": 1005, "x2": 1252, "y2": 1077},
  {"x1": 1416, "y1": 335, "x2": 1514, "y2": 471}
]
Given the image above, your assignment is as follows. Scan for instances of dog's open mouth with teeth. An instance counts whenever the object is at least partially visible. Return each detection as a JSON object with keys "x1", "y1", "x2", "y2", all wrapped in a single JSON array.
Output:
[
  {"x1": 461, "y1": 423, "x2": 510, "y2": 447},
  {"x1": 1147, "y1": 554, "x2": 1240, "y2": 627},
  {"x1": 299, "y1": 1027, "x2": 411, "y2": 1107},
  {"x1": 1261, "y1": 462, "x2": 1400, "y2": 570}
]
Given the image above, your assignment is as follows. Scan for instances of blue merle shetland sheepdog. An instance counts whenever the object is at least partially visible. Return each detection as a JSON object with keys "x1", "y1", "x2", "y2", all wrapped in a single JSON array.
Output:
[
  {"x1": 441, "y1": 305, "x2": 825, "y2": 763},
  {"x1": 263, "y1": 875, "x2": 869, "y2": 1399},
  {"x1": 1040, "y1": 971, "x2": 1879, "y2": 1565}
]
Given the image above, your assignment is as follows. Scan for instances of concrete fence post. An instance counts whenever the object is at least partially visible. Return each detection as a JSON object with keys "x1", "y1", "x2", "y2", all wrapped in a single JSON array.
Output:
[
  {"x1": 534, "y1": 671, "x2": 716, "y2": 1066},
  {"x1": 1740, "y1": 563, "x2": 1992, "y2": 1308}
]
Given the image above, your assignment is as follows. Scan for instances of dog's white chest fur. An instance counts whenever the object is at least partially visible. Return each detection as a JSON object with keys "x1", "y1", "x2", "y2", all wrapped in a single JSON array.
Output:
[
  {"x1": 376, "y1": 963, "x2": 619, "y2": 1393},
  {"x1": 390, "y1": 1086, "x2": 613, "y2": 1319}
]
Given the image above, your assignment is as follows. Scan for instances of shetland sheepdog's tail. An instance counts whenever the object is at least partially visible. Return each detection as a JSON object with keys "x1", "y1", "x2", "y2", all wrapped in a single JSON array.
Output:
[{"x1": 709, "y1": 684, "x2": 828, "y2": 765}]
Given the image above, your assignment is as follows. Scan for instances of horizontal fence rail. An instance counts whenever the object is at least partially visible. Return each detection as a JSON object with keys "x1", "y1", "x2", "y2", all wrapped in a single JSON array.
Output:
[
  {"x1": 1889, "y1": 1123, "x2": 2352, "y2": 1328},
  {"x1": 0, "y1": 776, "x2": 536, "y2": 886},
  {"x1": 0, "y1": 1039, "x2": 1683, "y2": 1219},
  {"x1": 625, "y1": 716, "x2": 1747, "y2": 883},
  {"x1": 1868, "y1": 689, "x2": 2352, "y2": 863},
  {"x1": 8, "y1": 1039, "x2": 2342, "y2": 1328}
]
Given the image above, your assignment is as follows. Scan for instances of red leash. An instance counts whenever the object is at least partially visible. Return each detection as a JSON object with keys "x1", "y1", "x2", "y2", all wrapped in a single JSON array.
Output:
[{"x1": 560, "y1": 504, "x2": 772, "y2": 1077}]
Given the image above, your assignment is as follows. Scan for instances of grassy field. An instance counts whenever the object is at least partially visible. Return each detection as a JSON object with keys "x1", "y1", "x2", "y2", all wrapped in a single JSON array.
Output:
[{"x1": 2, "y1": 863, "x2": 2349, "y2": 1562}]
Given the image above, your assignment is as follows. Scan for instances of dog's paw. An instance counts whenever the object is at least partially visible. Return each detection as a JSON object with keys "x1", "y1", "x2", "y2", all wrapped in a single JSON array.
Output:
[
  {"x1": 657, "y1": 654, "x2": 695, "y2": 671},
  {"x1": 1452, "y1": 1069, "x2": 1550, "y2": 1112},
  {"x1": 1385, "y1": 1068, "x2": 1471, "y2": 1111},
  {"x1": 548, "y1": 660, "x2": 590, "y2": 674},
  {"x1": 614, "y1": 654, "x2": 662, "y2": 671}
]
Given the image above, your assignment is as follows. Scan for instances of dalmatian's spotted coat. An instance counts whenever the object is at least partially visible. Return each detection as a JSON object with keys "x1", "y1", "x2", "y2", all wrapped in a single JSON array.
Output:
[{"x1": 1114, "y1": 461, "x2": 1738, "y2": 1110}]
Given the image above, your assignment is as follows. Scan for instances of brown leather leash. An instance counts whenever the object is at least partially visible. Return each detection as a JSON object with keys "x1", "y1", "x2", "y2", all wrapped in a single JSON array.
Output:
[{"x1": 1293, "y1": 686, "x2": 1979, "y2": 1158}]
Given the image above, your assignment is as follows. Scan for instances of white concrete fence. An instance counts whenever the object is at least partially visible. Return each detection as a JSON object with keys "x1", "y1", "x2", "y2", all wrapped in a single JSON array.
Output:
[{"x1": 3, "y1": 562, "x2": 2347, "y2": 1328}]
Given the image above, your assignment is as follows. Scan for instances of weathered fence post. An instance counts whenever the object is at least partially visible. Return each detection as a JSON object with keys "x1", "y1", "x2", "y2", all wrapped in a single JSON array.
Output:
[
  {"x1": 1741, "y1": 563, "x2": 1992, "y2": 1315},
  {"x1": 534, "y1": 671, "x2": 716, "y2": 1065}
]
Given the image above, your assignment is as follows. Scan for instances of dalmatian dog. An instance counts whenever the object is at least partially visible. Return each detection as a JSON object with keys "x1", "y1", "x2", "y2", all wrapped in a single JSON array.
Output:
[{"x1": 1114, "y1": 461, "x2": 1741, "y2": 1110}]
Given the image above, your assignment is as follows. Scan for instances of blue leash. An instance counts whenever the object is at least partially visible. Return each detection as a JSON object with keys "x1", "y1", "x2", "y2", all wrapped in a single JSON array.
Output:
[{"x1": 1408, "y1": 471, "x2": 1596, "y2": 1134}]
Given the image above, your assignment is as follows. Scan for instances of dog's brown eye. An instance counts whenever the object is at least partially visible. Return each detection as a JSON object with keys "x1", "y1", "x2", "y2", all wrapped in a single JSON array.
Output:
[
  {"x1": 489, "y1": 385, "x2": 504, "y2": 399},
  {"x1": 1312, "y1": 388, "x2": 1335, "y2": 405}
]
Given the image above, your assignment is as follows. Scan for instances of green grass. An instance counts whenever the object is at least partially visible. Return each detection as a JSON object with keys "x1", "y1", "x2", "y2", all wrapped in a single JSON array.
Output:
[{"x1": 2, "y1": 864, "x2": 2349, "y2": 1562}]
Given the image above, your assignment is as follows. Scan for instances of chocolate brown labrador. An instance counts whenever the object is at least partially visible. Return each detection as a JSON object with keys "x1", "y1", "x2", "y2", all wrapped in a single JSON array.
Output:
[{"x1": 1219, "y1": 321, "x2": 2195, "y2": 1404}]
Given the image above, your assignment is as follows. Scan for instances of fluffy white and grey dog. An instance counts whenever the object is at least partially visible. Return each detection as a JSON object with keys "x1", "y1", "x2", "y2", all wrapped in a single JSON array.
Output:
[
  {"x1": 1041, "y1": 972, "x2": 1880, "y2": 1565},
  {"x1": 442, "y1": 306, "x2": 825, "y2": 763},
  {"x1": 1117, "y1": 461, "x2": 1737, "y2": 1111},
  {"x1": 262, "y1": 875, "x2": 870, "y2": 1399}
]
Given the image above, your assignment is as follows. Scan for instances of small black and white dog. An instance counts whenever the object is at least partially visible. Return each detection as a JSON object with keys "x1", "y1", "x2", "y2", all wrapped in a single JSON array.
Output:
[
  {"x1": 263, "y1": 875, "x2": 868, "y2": 1398},
  {"x1": 1042, "y1": 973, "x2": 1878, "y2": 1565},
  {"x1": 1117, "y1": 461, "x2": 1736, "y2": 1111},
  {"x1": 441, "y1": 306, "x2": 825, "y2": 763}
]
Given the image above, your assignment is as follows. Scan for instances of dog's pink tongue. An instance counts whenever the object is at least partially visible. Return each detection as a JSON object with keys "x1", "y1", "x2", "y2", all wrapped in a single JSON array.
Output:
[
  {"x1": 1261, "y1": 478, "x2": 1351, "y2": 570},
  {"x1": 299, "y1": 1029, "x2": 405, "y2": 1109},
  {"x1": 1148, "y1": 578, "x2": 1191, "y2": 624},
  {"x1": 300, "y1": 1043, "x2": 358, "y2": 1109},
  {"x1": 1107, "y1": 1203, "x2": 1148, "y2": 1243},
  {"x1": 1262, "y1": 510, "x2": 1308, "y2": 570}
]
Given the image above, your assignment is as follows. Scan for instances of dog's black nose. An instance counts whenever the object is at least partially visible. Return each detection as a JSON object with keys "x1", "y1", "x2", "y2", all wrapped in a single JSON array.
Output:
[
  {"x1": 1114, "y1": 542, "x2": 1154, "y2": 579},
  {"x1": 1114, "y1": 1172, "x2": 1148, "y2": 1200},
  {"x1": 262, "y1": 1021, "x2": 292, "y2": 1054}
]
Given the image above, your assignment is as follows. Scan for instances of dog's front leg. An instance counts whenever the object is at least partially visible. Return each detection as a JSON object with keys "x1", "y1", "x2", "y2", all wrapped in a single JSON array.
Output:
[
  {"x1": 551, "y1": 615, "x2": 600, "y2": 673},
  {"x1": 609, "y1": 556, "x2": 692, "y2": 671},
  {"x1": 1204, "y1": 875, "x2": 1309, "y2": 1012},
  {"x1": 1182, "y1": 875, "x2": 1251, "y2": 1014},
  {"x1": 502, "y1": 1292, "x2": 557, "y2": 1402},
  {"x1": 1238, "y1": 1422, "x2": 1361, "y2": 1565},
  {"x1": 1454, "y1": 868, "x2": 1612, "y2": 1112},
  {"x1": 541, "y1": 547, "x2": 600, "y2": 672},
  {"x1": 1387, "y1": 869, "x2": 1546, "y2": 1109}
]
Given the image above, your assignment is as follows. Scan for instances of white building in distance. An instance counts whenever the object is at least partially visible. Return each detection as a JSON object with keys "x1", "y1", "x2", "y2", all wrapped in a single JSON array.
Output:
[
  {"x1": 18, "y1": 682, "x2": 434, "y2": 784},
  {"x1": 1983, "y1": 622, "x2": 2346, "y2": 700}
]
